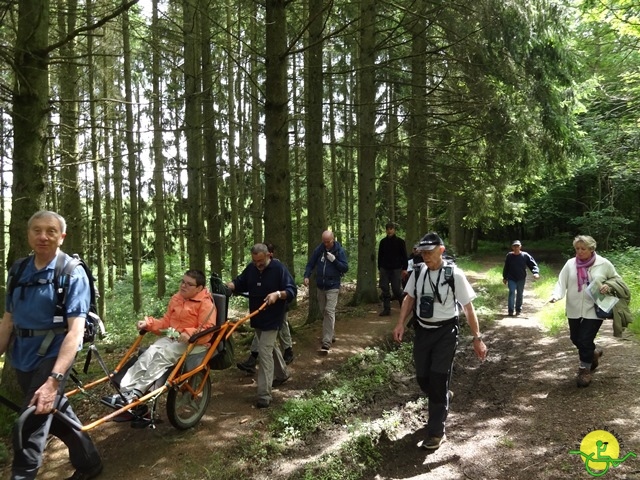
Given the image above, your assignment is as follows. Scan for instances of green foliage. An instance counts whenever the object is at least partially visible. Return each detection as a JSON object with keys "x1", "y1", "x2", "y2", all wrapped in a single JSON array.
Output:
[
  {"x1": 99, "y1": 257, "x2": 186, "y2": 346},
  {"x1": 604, "y1": 247, "x2": 640, "y2": 333},
  {"x1": 270, "y1": 344, "x2": 413, "y2": 442},
  {"x1": 469, "y1": 265, "x2": 507, "y2": 318},
  {"x1": 297, "y1": 435, "x2": 382, "y2": 480},
  {"x1": 570, "y1": 207, "x2": 633, "y2": 250},
  {"x1": 531, "y1": 264, "x2": 567, "y2": 335},
  {"x1": 0, "y1": 405, "x2": 16, "y2": 438}
]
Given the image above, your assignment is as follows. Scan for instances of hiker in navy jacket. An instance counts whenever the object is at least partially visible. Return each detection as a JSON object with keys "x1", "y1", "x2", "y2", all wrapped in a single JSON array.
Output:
[
  {"x1": 502, "y1": 240, "x2": 540, "y2": 316},
  {"x1": 303, "y1": 231, "x2": 349, "y2": 353},
  {"x1": 227, "y1": 243, "x2": 297, "y2": 408}
]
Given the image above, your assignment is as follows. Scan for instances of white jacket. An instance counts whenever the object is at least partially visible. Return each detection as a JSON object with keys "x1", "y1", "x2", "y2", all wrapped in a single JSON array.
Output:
[{"x1": 552, "y1": 254, "x2": 619, "y2": 319}]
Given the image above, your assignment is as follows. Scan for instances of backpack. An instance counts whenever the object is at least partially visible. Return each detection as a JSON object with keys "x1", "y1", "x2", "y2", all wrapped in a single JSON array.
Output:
[
  {"x1": 208, "y1": 271, "x2": 234, "y2": 370},
  {"x1": 8, "y1": 251, "x2": 105, "y2": 347}
]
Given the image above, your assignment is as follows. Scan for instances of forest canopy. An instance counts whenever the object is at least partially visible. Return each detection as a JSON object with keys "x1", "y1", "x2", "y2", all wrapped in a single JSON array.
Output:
[{"x1": 0, "y1": 0, "x2": 638, "y2": 312}]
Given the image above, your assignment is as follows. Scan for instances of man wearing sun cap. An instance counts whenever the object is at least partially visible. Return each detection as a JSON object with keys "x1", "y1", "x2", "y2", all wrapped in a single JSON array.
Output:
[
  {"x1": 392, "y1": 232, "x2": 487, "y2": 451},
  {"x1": 502, "y1": 240, "x2": 540, "y2": 316}
]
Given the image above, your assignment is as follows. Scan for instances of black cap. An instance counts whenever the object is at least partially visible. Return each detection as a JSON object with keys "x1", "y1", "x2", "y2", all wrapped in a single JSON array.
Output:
[{"x1": 415, "y1": 232, "x2": 444, "y2": 251}]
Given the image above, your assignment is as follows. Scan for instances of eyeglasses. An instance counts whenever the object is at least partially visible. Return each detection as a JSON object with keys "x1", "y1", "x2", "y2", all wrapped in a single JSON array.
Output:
[{"x1": 180, "y1": 279, "x2": 197, "y2": 287}]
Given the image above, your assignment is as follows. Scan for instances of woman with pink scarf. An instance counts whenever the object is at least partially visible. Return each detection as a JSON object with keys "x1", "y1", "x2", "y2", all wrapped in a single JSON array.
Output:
[{"x1": 550, "y1": 235, "x2": 620, "y2": 387}]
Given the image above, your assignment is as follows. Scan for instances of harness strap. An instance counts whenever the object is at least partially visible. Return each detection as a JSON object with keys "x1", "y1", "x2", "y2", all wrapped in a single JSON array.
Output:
[
  {"x1": 13, "y1": 326, "x2": 68, "y2": 357},
  {"x1": 13, "y1": 326, "x2": 68, "y2": 337}
]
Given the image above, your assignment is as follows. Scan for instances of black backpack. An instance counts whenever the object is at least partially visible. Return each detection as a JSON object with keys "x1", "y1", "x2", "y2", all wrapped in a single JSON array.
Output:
[
  {"x1": 8, "y1": 251, "x2": 105, "y2": 346},
  {"x1": 208, "y1": 271, "x2": 234, "y2": 370}
]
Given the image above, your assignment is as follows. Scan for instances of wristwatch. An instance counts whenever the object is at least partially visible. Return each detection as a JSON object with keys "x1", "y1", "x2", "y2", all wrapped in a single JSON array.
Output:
[{"x1": 49, "y1": 372, "x2": 64, "y2": 382}]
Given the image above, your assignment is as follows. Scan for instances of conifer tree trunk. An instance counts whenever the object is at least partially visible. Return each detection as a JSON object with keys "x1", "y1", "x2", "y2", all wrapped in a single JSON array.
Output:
[
  {"x1": 183, "y1": 0, "x2": 205, "y2": 271},
  {"x1": 86, "y1": 0, "x2": 105, "y2": 319},
  {"x1": 352, "y1": 0, "x2": 379, "y2": 305},
  {"x1": 8, "y1": 0, "x2": 50, "y2": 265},
  {"x1": 249, "y1": 0, "x2": 263, "y2": 249},
  {"x1": 263, "y1": 0, "x2": 291, "y2": 269},
  {"x1": 0, "y1": 109, "x2": 6, "y2": 311},
  {"x1": 102, "y1": 52, "x2": 116, "y2": 288},
  {"x1": 123, "y1": 9, "x2": 142, "y2": 312},
  {"x1": 304, "y1": 0, "x2": 326, "y2": 321},
  {"x1": 152, "y1": 0, "x2": 167, "y2": 298},
  {"x1": 407, "y1": 0, "x2": 428, "y2": 248},
  {"x1": 201, "y1": 1, "x2": 222, "y2": 275},
  {"x1": 226, "y1": 2, "x2": 241, "y2": 276},
  {"x1": 57, "y1": 0, "x2": 83, "y2": 254}
]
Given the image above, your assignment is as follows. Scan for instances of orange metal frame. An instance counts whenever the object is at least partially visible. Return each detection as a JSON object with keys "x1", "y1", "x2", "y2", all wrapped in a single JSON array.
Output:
[{"x1": 62, "y1": 302, "x2": 267, "y2": 432}]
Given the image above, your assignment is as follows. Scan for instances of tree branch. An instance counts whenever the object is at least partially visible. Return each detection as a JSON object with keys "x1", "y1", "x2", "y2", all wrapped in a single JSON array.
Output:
[{"x1": 46, "y1": 0, "x2": 140, "y2": 54}]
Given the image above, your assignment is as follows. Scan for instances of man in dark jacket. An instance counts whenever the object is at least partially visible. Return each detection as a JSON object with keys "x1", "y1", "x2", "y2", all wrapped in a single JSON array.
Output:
[
  {"x1": 227, "y1": 243, "x2": 297, "y2": 408},
  {"x1": 303, "y1": 231, "x2": 349, "y2": 353},
  {"x1": 502, "y1": 240, "x2": 540, "y2": 316},
  {"x1": 377, "y1": 222, "x2": 408, "y2": 316}
]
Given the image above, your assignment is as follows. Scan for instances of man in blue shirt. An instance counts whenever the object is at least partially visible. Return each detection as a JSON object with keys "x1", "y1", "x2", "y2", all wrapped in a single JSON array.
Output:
[
  {"x1": 0, "y1": 211, "x2": 102, "y2": 480},
  {"x1": 502, "y1": 240, "x2": 540, "y2": 316},
  {"x1": 226, "y1": 243, "x2": 297, "y2": 409},
  {"x1": 303, "y1": 231, "x2": 349, "y2": 353}
]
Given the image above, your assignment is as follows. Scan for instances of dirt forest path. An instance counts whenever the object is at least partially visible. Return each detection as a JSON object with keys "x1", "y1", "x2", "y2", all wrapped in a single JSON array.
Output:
[
  {"x1": 6, "y1": 257, "x2": 640, "y2": 480},
  {"x1": 371, "y1": 266, "x2": 640, "y2": 480}
]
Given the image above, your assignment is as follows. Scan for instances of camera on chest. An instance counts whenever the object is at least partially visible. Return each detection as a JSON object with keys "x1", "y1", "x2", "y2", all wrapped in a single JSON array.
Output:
[{"x1": 419, "y1": 294, "x2": 434, "y2": 318}]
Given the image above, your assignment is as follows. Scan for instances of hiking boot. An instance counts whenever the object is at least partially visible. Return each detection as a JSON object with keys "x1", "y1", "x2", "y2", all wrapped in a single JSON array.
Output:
[
  {"x1": 591, "y1": 348, "x2": 603, "y2": 371},
  {"x1": 379, "y1": 309, "x2": 391, "y2": 317},
  {"x1": 64, "y1": 461, "x2": 103, "y2": 480},
  {"x1": 319, "y1": 342, "x2": 331, "y2": 356},
  {"x1": 283, "y1": 347, "x2": 294, "y2": 365},
  {"x1": 256, "y1": 399, "x2": 270, "y2": 409},
  {"x1": 576, "y1": 367, "x2": 592, "y2": 388},
  {"x1": 421, "y1": 434, "x2": 446, "y2": 450},
  {"x1": 272, "y1": 375, "x2": 290, "y2": 388},
  {"x1": 237, "y1": 353, "x2": 258, "y2": 374}
]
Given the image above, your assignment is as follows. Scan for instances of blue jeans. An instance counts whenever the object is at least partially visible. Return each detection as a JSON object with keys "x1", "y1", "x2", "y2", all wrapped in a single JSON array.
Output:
[
  {"x1": 507, "y1": 279, "x2": 526, "y2": 314},
  {"x1": 568, "y1": 317, "x2": 603, "y2": 368}
]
